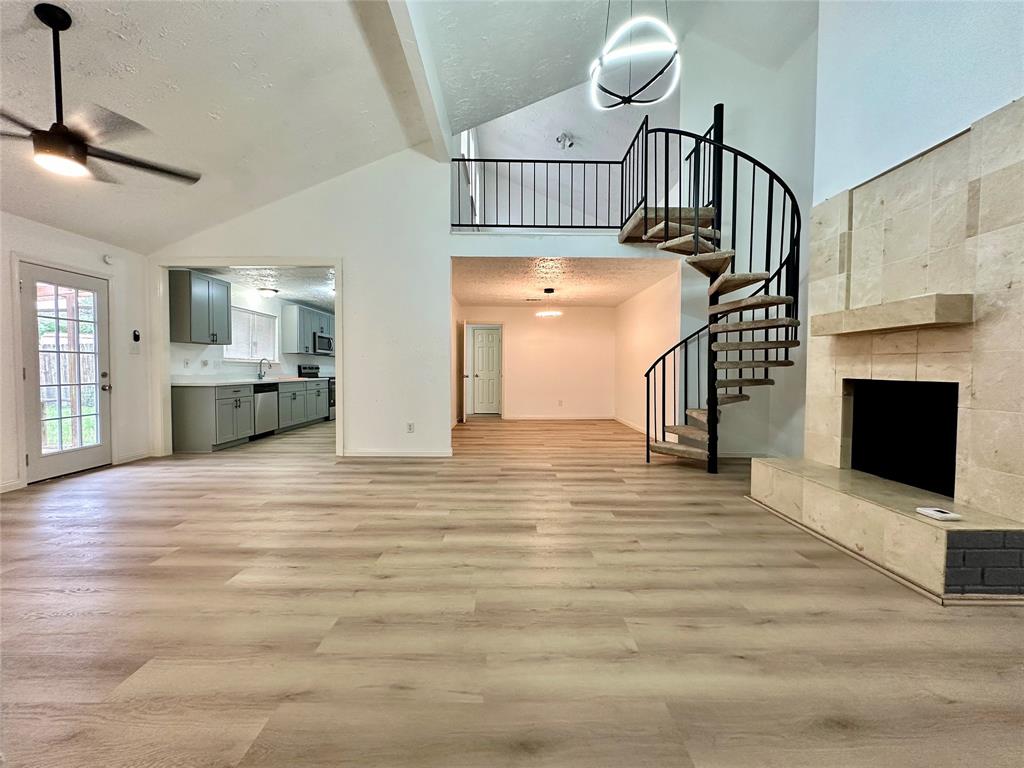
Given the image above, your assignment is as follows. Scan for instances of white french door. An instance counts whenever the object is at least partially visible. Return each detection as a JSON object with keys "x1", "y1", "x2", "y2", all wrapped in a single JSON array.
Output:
[
  {"x1": 20, "y1": 263, "x2": 112, "y2": 482},
  {"x1": 472, "y1": 327, "x2": 501, "y2": 414}
]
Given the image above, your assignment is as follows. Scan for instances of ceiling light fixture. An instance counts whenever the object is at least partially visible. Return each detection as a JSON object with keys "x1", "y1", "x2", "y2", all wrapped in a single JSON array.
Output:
[
  {"x1": 536, "y1": 310, "x2": 563, "y2": 318},
  {"x1": 257, "y1": 288, "x2": 279, "y2": 298},
  {"x1": 588, "y1": 3, "x2": 680, "y2": 111}
]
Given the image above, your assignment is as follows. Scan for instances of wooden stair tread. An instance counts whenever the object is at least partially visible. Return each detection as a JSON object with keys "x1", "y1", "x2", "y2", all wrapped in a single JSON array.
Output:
[
  {"x1": 649, "y1": 440, "x2": 708, "y2": 461},
  {"x1": 618, "y1": 206, "x2": 715, "y2": 243},
  {"x1": 709, "y1": 294, "x2": 793, "y2": 316},
  {"x1": 656, "y1": 233, "x2": 717, "y2": 255},
  {"x1": 717, "y1": 394, "x2": 751, "y2": 405},
  {"x1": 710, "y1": 317, "x2": 800, "y2": 334},
  {"x1": 711, "y1": 339, "x2": 801, "y2": 352},
  {"x1": 685, "y1": 408, "x2": 720, "y2": 425},
  {"x1": 709, "y1": 272, "x2": 769, "y2": 297},
  {"x1": 664, "y1": 424, "x2": 709, "y2": 445},
  {"x1": 714, "y1": 359, "x2": 796, "y2": 370},
  {"x1": 716, "y1": 377, "x2": 775, "y2": 388},
  {"x1": 684, "y1": 251, "x2": 735, "y2": 278},
  {"x1": 643, "y1": 222, "x2": 720, "y2": 242}
]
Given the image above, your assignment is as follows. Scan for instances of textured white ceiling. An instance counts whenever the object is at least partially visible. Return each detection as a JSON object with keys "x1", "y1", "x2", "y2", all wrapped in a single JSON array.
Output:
[
  {"x1": 0, "y1": 1, "x2": 428, "y2": 254},
  {"x1": 452, "y1": 256, "x2": 679, "y2": 307},
  {"x1": 418, "y1": 0, "x2": 817, "y2": 133},
  {"x1": 476, "y1": 80, "x2": 678, "y2": 160},
  {"x1": 201, "y1": 266, "x2": 336, "y2": 314}
]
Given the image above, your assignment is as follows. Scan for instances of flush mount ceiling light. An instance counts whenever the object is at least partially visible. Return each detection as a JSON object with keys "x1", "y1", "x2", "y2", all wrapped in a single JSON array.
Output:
[
  {"x1": 257, "y1": 288, "x2": 279, "y2": 298},
  {"x1": 536, "y1": 310, "x2": 563, "y2": 318},
  {"x1": 588, "y1": 2, "x2": 680, "y2": 111}
]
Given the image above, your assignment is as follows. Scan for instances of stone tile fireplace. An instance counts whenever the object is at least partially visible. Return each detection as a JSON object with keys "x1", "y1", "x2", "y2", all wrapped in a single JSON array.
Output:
[{"x1": 751, "y1": 98, "x2": 1024, "y2": 604}]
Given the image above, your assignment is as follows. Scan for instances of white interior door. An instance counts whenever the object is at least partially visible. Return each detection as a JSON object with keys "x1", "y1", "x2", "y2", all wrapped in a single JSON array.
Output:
[
  {"x1": 20, "y1": 263, "x2": 112, "y2": 482},
  {"x1": 473, "y1": 327, "x2": 501, "y2": 414}
]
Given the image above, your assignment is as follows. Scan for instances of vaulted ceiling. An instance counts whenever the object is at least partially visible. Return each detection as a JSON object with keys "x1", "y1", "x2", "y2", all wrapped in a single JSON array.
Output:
[{"x1": 0, "y1": 1, "x2": 429, "y2": 253}]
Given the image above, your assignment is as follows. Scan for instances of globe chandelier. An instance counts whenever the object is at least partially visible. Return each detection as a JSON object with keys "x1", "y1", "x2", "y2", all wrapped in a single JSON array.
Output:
[{"x1": 588, "y1": 1, "x2": 680, "y2": 110}]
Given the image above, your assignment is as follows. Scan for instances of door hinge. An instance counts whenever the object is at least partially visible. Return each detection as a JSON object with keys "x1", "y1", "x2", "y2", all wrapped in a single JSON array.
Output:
[
  {"x1": 23, "y1": 367, "x2": 27, "y2": 381},
  {"x1": 19, "y1": 279, "x2": 23, "y2": 294},
  {"x1": 25, "y1": 453, "x2": 29, "y2": 467}
]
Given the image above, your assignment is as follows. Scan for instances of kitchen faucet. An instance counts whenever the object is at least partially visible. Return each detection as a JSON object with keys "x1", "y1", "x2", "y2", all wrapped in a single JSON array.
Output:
[{"x1": 257, "y1": 358, "x2": 272, "y2": 380}]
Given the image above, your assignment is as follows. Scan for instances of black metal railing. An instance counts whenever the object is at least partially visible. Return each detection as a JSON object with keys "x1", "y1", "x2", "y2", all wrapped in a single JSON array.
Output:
[{"x1": 451, "y1": 157, "x2": 623, "y2": 229}]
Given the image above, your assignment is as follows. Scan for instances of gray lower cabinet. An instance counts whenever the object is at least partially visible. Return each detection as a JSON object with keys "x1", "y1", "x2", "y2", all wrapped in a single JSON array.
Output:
[
  {"x1": 278, "y1": 389, "x2": 308, "y2": 429},
  {"x1": 308, "y1": 384, "x2": 329, "y2": 420},
  {"x1": 172, "y1": 385, "x2": 254, "y2": 452}
]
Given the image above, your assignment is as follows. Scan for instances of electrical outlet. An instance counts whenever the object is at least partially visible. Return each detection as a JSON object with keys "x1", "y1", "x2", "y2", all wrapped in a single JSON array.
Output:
[
  {"x1": 558, "y1": 399, "x2": 563, "y2": 407},
  {"x1": 183, "y1": 359, "x2": 190, "y2": 368},
  {"x1": 406, "y1": 422, "x2": 415, "y2": 433}
]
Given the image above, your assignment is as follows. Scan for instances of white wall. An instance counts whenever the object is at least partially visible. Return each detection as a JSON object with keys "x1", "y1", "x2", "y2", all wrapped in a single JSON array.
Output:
[
  {"x1": 0, "y1": 212, "x2": 153, "y2": 491},
  {"x1": 151, "y1": 147, "x2": 452, "y2": 458},
  {"x1": 613, "y1": 269, "x2": 681, "y2": 433},
  {"x1": 679, "y1": 27, "x2": 818, "y2": 458},
  {"x1": 459, "y1": 305, "x2": 616, "y2": 419},
  {"x1": 168, "y1": 277, "x2": 334, "y2": 380},
  {"x1": 450, "y1": 294, "x2": 462, "y2": 426},
  {"x1": 814, "y1": 0, "x2": 1024, "y2": 203}
]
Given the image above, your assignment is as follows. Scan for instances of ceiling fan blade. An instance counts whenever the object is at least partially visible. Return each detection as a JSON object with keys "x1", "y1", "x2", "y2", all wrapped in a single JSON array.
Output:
[
  {"x1": 86, "y1": 162, "x2": 120, "y2": 184},
  {"x1": 86, "y1": 145, "x2": 201, "y2": 185},
  {"x1": 1, "y1": 131, "x2": 31, "y2": 140},
  {"x1": 0, "y1": 108, "x2": 42, "y2": 133},
  {"x1": 67, "y1": 104, "x2": 151, "y2": 146}
]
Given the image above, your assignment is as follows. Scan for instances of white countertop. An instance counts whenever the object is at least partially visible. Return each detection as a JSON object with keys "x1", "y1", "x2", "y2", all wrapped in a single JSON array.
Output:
[{"x1": 170, "y1": 376, "x2": 331, "y2": 387}]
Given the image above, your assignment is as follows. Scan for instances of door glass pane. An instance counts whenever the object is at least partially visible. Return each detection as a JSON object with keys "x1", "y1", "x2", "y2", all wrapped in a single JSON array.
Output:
[
  {"x1": 80, "y1": 385, "x2": 98, "y2": 415},
  {"x1": 78, "y1": 322, "x2": 96, "y2": 352},
  {"x1": 60, "y1": 385, "x2": 82, "y2": 416},
  {"x1": 61, "y1": 417, "x2": 82, "y2": 450},
  {"x1": 77, "y1": 290, "x2": 95, "y2": 321},
  {"x1": 39, "y1": 352, "x2": 59, "y2": 384},
  {"x1": 58, "y1": 320, "x2": 78, "y2": 351},
  {"x1": 38, "y1": 318, "x2": 58, "y2": 350},
  {"x1": 60, "y1": 354, "x2": 81, "y2": 384},
  {"x1": 81, "y1": 415, "x2": 99, "y2": 447},
  {"x1": 57, "y1": 285, "x2": 77, "y2": 317},
  {"x1": 40, "y1": 386, "x2": 60, "y2": 419},
  {"x1": 41, "y1": 419, "x2": 60, "y2": 454},
  {"x1": 36, "y1": 283, "x2": 56, "y2": 317},
  {"x1": 80, "y1": 353, "x2": 97, "y2": 383}
]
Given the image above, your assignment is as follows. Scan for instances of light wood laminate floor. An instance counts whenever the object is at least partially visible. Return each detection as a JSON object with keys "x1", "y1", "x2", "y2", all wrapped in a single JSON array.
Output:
[{"x1": 2, "y1": 419, "x2": 1022, "y2": 767}]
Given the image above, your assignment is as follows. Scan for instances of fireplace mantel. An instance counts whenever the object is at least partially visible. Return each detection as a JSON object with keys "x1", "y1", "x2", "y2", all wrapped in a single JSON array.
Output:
[{"x1": 810, "y1": 294, "x2": 973, "y2": 337}]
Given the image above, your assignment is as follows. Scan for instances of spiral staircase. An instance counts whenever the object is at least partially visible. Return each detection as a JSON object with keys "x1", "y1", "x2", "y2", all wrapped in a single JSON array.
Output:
[
  {"x1": 624, "y1": 105, "x2": 802, "y2": 473},
  {"x1": 450, "y1": 103, "x2": 802, "y2": 473}
]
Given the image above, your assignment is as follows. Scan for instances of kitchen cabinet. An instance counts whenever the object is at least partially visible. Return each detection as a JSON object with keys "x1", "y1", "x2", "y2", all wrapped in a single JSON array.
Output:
[
  {"x1": 172, "y1": 384, "x2": 253, "y2": 452},
  {"x1": 308, "y1": 383, "x2": 329, "y2": 420},
  {"x1": 169, "y1": 269, "x2": 232, "y2": 345},
  {"x1": 278, "y1": 382, "x2": 308, "y2": 429},
  {"x1": 281, "y1": 303, "x2": 335, "y2": 355}
]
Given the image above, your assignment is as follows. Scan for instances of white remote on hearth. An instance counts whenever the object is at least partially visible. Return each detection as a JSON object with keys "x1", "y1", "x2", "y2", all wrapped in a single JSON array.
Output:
[{"x1": 916, "y1": 507, "x2": 962, "y2": 521}]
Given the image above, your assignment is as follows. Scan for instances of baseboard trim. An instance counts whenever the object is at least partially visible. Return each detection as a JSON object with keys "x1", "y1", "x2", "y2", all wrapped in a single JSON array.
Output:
[
  {"x1": 500, "y1": 415, "x2": 617, "y2": 421},
  {"x1": 113, "y1": 452, "x2": 152, "y2": 465},
  {"x1": 614, "y1": 417, "x2": 644, "y2": 434},
  {"x1": 342, "y1": 449, "x2": 453, "y2": 458},
  {"x1": 1, "y1": 479, "x2": 27, "y2": 494}
]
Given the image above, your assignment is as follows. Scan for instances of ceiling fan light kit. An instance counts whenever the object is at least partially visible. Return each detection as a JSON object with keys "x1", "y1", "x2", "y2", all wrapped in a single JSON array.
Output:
[
  {"x1": 1, "y1": 3, "x2": 202, "y2": 185},
  {"x1": 588, "y1": 5, "x2": 680, "y2": 111}
]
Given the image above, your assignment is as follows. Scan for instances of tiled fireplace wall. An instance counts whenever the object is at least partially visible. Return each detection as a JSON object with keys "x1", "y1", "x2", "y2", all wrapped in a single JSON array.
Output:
[{"x1": 804, "y1": 99, "x2": 1024, "y2": 524}]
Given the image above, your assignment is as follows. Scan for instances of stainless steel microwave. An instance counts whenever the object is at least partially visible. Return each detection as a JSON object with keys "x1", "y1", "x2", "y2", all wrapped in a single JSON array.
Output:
[{"x1": 313, "y1": 332, "x2": 335, "y2": 355}]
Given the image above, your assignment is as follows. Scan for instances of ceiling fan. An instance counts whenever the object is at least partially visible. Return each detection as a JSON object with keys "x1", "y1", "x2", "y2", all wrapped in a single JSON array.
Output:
[{"x1": 0, "y1": 3, "x2": 201, "y2": 184}]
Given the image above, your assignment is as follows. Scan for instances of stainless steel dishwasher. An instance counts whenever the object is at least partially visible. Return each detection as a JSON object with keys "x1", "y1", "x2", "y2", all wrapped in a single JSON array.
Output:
[{"x1": 253, "y1": 382, "x2": 279, "y2": 435}]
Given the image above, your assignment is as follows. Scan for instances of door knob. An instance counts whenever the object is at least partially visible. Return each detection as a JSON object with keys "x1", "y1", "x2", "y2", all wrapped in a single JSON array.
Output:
[{"x1": 101, "y1": 384, "x2": 112, "y2": 391}]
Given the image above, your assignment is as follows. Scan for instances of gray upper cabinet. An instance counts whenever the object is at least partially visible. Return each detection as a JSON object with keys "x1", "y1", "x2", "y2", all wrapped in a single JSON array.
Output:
[
  {"x1": 282, "y1": 303, "x2": 335, "y2": 355},
  {"x1": 169, "y1": 269, "x2": 232, "y2": 345}
]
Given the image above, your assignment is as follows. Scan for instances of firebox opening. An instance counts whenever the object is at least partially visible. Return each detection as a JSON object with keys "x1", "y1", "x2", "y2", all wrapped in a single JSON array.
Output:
[{"x1": 848, "y1": 379, "x2": 959, "y2": 498}]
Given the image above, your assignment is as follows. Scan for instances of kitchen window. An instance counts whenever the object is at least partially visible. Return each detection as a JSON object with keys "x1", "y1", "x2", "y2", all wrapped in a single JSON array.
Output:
[{"x1": 224, "y1": 307, "x2": 277, "y2": 362}]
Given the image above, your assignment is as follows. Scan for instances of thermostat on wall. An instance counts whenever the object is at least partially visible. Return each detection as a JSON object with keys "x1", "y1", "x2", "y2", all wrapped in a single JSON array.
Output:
[{"x1": 916, "y1": 506, "x2": 961, "y2": 521}]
